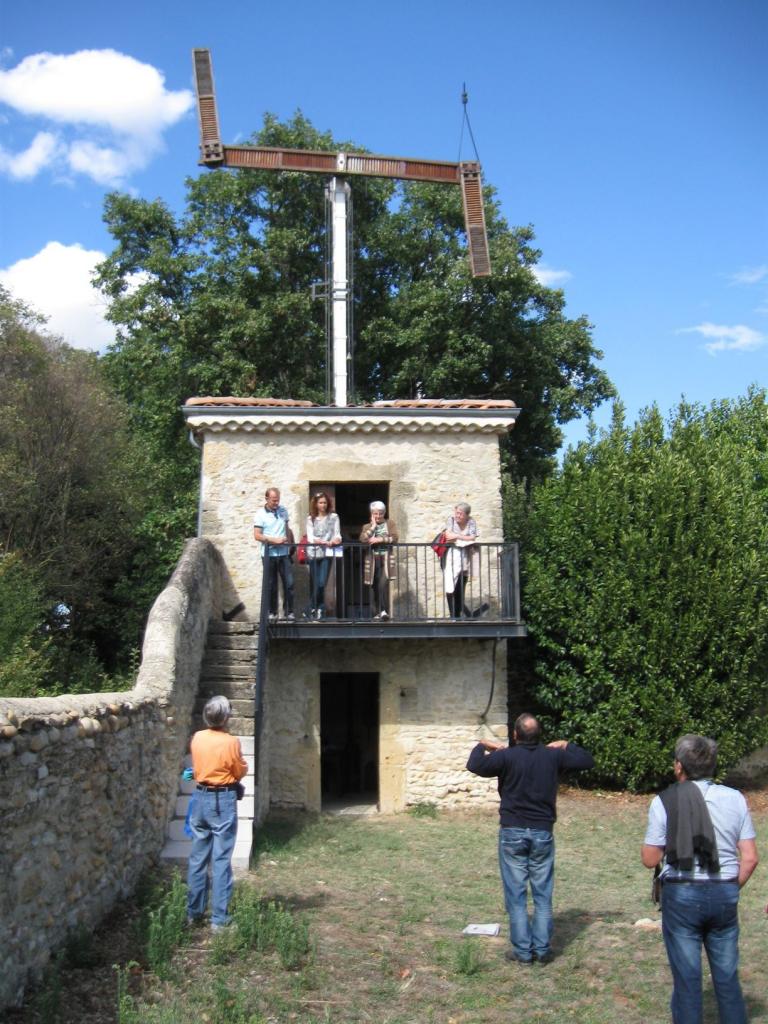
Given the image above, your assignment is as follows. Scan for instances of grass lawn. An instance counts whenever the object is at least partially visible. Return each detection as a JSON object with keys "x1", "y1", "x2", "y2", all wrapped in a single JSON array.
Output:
[{"x1": 11, "y1": 788, "x2": 768, "y2": 1024}]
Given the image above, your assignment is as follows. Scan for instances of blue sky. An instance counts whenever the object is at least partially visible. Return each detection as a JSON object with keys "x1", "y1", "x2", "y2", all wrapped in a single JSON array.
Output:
[{"x1": 1, "y1": 0, "x2": 766, "y2": 449}]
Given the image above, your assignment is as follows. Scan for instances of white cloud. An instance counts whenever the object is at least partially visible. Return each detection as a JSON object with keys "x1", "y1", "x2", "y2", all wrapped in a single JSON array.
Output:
[
  {"x1": 679, "y1": 322, "x2": 766, "y2": 355},
  {"x1": 0, "y1": 49, "x2": 193, "y2": 185},
  {"x1": 532, "y1": 265, "x2": 572, "y2": 287},
  {"x1": 729, "y1": 265, "x2": 768, "y2": 286},
  {"x1": 0, "y1": 130, "x2": 59, "y2": 179},
  {"x1": 0, "y1": 242, "x2": 113, "y2": 351}
]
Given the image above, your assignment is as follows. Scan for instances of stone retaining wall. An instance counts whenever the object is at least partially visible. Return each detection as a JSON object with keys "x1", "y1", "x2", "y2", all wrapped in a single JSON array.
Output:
[{"x1": 0, "y1": 537, "x2": 224, "y2": 1010}]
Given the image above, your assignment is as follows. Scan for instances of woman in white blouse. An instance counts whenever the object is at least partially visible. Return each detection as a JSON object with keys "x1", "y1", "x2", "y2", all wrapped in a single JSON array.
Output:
[
  {"x1": 306, "y1": 491, "x2": 342, "y2": 619},
  {"x1": 443, "y1": 502, "x2": 480, "y2": 619}
]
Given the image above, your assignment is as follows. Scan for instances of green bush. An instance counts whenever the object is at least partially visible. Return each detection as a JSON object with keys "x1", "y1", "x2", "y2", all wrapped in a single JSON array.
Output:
[
  {"x1": 0, "y1": 553, "x2": 51, "y2": 696},
  {"x1": 212, "y1": 886, "x2": 313, "y2": 971},
  {"x1": 521, "y1": 390, "x2": 768, "y2": 789}
]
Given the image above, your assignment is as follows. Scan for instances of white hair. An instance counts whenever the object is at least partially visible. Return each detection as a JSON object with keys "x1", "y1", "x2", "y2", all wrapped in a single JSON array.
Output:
[
  {"x1": 370, "y1": 500, "x2": 386, "y2": 512},
  {"x1": 203, "y1": 695, "x2": 232, "y2": 729}
]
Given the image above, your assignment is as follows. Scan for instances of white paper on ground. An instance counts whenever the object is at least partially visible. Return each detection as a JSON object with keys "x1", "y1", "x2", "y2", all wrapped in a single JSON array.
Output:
[{"x1": 462, "y1": 923, "x2": 501, "y2": 936}]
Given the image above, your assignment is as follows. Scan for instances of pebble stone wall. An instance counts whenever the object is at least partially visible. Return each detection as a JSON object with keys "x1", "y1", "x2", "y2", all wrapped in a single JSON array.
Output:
[{"x1": 0, "y1": 538, "x2": 224, "y2": 1010}]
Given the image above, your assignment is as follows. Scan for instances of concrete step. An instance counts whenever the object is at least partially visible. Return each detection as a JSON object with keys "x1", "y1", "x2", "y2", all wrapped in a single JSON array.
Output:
[
  {"x1": 199, "y1": 664, "x2": 255, "y2": 681},
  {"x1": 197, "y1": 680, "x2": 255, "y2": 701},
  {"x1": 168, "y1": 805, "x2": 254, "y2": 842},
  {"x1": 160, "y1": 835, "x2": 253, "y2": 869},
  {"x1": 170, "y1": 796, "x2": 255, "y2": 829},
  {"x1": 191, "y1": 716, "x2": 254, "y2": 735},
  {"x1": 228, "y1": 718, "x2": 254, "y2": 736},
  {"x1": 206, "y1": 633, "x2": 258, "y2": 650},
  {"x1": 203, "y1": 648, "x2": 257, "y2": 664},
  {"x1": 194, "y1": 697, "x2": 254, "y2": 718},
  {"x1": 207, "y1": 621, "x2": 257, "y2": 636}
]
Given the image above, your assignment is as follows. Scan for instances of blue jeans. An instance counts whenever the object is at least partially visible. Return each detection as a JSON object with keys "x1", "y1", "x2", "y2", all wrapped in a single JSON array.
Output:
[
  {"x1": 265, "y1": 555, "x2": 293, "y2": 615},
  {"x1": 309, "y1": 557, "x2": 331, "y2": 612},
  {"x1": 498, "y1": 827, "x2": 555, "y2": 960},
  {"x1": 661, "y1": 881, "x2": 746, "y2": 1024},
  {"x1": 187, "y1": 788, "x2": 238, "y2": 926}
]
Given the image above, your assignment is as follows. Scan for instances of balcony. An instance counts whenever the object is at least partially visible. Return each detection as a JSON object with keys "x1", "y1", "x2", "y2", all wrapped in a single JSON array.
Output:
[{"x1": 267, "y1": 541, "x2": 526, "y2": 639}]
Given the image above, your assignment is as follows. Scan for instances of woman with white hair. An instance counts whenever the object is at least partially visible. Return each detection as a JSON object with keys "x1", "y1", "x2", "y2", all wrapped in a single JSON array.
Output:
[
  {"x1": 443, "y1": 502, "x2": 483, "y2": 618},
  {"x1": 360, "y1": 500, "x2": 399, "y2": 619},
  {"x1": 186, "y1": 695, "x2": 247, "y2": 930}
]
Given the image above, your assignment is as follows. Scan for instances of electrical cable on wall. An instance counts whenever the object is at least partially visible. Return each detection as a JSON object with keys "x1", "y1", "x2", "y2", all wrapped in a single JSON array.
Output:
[{"x1": 479, "y1": 637, "x2": 498, "y2": 721}]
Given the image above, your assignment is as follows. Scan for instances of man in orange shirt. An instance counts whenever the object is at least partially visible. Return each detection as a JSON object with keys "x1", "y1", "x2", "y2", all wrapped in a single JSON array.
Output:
[{"x1": 187, "y1": 696, "x2": 248, "y2": 929}]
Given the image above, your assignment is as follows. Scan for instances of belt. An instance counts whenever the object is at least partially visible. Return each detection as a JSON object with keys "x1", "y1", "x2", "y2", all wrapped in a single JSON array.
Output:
[
  {"x1": 195, "y1": 783, "x2": 239, "y2": 792},
  {"x1": 663, "y1": 877, "x2": 737, "y2": 885}
]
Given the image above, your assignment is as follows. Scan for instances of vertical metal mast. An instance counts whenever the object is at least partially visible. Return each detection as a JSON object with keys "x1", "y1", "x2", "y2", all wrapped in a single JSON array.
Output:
[{"x1": 328, "y1": 176, "x2": 352, "y2": 406}]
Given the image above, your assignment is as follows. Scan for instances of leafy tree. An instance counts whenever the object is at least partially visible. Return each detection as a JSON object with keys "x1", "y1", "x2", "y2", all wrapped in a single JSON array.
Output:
[
  {"x1": 0, "y1": 285, "x2": 149, "y2": 679},
  {"x1": 96, "y1": 112, "x2": 613, "y2": 495},
  {"x1": 0, "y1": 552, "x2": 51, "y2": 696},
  {"x1": 519, "y1": 390, "x2": 768, "y2": 789}
]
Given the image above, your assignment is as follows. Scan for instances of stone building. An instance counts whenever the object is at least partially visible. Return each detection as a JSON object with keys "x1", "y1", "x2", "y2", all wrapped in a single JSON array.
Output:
[{"x1": 182, "y1": 396, "x2": 526, "y2": 822}]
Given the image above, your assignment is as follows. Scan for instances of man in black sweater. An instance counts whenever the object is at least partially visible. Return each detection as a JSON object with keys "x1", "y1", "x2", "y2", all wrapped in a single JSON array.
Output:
[{"x1": 466, "y1": 713, "x2": 594, "y2": 964}]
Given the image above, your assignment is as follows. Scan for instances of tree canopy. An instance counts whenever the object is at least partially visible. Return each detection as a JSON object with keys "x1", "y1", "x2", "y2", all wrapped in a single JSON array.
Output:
[
  {"x1": 516, "y1": 390, "x2": 768, "y2": 789},
  {"x1": 0, "y1": 286, "x2": 149, "y2": 692},
  {"x1": 96, "y1": 112, "x2": 613, "y2": 486}
]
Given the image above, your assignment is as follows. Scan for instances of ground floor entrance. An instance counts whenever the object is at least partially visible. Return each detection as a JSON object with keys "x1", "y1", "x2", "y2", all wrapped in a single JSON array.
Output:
[{"x1": 320, "y1": 672, "x2": 379, "y2": 810}]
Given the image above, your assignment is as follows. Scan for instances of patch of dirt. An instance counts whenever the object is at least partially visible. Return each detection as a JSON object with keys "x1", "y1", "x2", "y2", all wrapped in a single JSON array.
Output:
[{"x1": 4, "y1": 899, "x2": 144, "y2": 1024}]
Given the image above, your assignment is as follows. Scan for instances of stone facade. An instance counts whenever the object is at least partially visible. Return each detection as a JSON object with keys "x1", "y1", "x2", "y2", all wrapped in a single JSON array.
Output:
[
  {"x1": 186, "y1": 405, "x2": 513, "y2": 617},
  {"x1": 265, "y1": 638, "x2": 508, "y2": 813},
  {"x1": 185, "y1": 402, "x2": 517, "y2": 814},
  {"x1": 0, "y1": 538, "x2": 224, "y2": 1010}
]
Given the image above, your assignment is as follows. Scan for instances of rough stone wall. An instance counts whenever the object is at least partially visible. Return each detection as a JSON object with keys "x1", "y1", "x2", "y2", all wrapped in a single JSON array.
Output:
[
  {"x1": 198, "y1": 430, "x2": 504, "y2": 615},
  {"x1": 0, "y1": 538, "x2": 224, "y2": 1010},
  {"x1": 265, "y1": 638, "x2": 508, "y2": 813}
]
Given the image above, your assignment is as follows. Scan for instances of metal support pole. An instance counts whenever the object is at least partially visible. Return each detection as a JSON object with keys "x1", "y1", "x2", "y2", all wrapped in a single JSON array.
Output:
[{"x1": 329, "y1": 176, "x2": 351, "y2": 407}]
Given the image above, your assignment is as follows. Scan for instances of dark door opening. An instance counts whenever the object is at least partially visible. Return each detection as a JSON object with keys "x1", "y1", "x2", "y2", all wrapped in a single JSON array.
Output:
[
  {"x1": 335, "y1": 482, "x2": 389, "y2": 618},
  {"x1": 310, "y1": 482, "x2": 389, "y2": 618},
  {"x1": 320, "y1": 673, "x2": 379, "y2": 808}
]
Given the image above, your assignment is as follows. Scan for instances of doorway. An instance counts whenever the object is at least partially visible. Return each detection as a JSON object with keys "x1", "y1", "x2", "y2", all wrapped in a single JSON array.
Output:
[
  {"x1": 320, "y1": 673, "x2": 379, "y2": 809},
  {"x1": 309, "y1": 482, "x2": 389, "y2": 618}
]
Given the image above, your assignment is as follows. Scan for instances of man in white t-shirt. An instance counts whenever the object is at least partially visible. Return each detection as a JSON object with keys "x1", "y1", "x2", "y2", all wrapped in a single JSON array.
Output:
[
  {"x1": 253, "y1": 487, "x2": 294, "y2": 621},
  {"x1": 641, "y1": 734, "x2": 758, "y2": 1024}
]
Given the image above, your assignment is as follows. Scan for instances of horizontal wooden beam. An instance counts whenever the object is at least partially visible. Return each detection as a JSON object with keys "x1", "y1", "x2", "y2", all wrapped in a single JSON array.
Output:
[{"x1": 206, "y1": 145, "x2": 473, "y2": 185}]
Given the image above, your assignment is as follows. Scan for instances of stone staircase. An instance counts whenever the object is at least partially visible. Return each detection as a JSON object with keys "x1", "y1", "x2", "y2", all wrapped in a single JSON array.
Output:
[{"x1": 161, "y1": 621, "x2": 259, "y2": 869}]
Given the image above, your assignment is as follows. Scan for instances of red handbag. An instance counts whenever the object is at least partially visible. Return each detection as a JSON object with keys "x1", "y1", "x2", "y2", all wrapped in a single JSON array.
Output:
[
  {"x1": 431, "y1": 531, "x2": 448, "y2": 560},
  {"x1": 297, "y1": 534, "x2": 309, "y2": 564}
]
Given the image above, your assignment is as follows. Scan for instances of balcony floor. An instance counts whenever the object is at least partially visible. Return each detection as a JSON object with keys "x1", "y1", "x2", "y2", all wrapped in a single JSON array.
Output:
[{"x1": 268, "y1": 617, "x2": 527, "y2": 640}]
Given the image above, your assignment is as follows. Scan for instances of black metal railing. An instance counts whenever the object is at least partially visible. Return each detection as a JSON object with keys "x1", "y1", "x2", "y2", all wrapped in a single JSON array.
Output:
[{"x1": 288, "y1": 541, "x2": 520, "y2": 622}]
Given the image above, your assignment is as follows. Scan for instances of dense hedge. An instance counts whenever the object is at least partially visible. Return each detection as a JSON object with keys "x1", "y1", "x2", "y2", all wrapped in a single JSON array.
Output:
[{"x1": 520, "y1": 390, "x2": 768, "y2": 790}]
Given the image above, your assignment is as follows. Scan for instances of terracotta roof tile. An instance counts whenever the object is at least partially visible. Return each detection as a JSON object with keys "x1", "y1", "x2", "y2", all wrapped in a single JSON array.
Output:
[
  {"x1": 185, "y1": 397, "x2": 315, "y2": 408},
  {"x1": 372, "y1": 399, "x2": 517, "y2": 410}
]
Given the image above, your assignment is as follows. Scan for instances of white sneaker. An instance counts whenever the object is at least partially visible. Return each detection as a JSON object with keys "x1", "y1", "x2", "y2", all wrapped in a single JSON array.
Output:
[
  {"x1": 268, "y1": 613, "x2": 277, "y2": 623},
  {"x1": 286, "y1": 612, "x2": 295, "y2": 622},
  {"x1": 379, "y1": 610, "x2": 389, "y2": 620}
]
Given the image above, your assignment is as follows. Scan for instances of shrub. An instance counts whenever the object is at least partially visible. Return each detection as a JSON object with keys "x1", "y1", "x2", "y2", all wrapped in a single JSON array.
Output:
[{"x1": 522, "y1": 391, "x2": 768, "y2": 789}]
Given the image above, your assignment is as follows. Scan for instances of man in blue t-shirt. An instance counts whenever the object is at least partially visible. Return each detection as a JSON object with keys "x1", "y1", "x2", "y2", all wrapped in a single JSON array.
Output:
[
  {"x1": 641, "y1": 734, "x2": 758, "y2": 1024},
  {"x1": 467, "y1": 713, "x2": 593, "y2": 965},
  {"x1": 253, "y1": 487, "x2": 294, "y2": 621}
]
